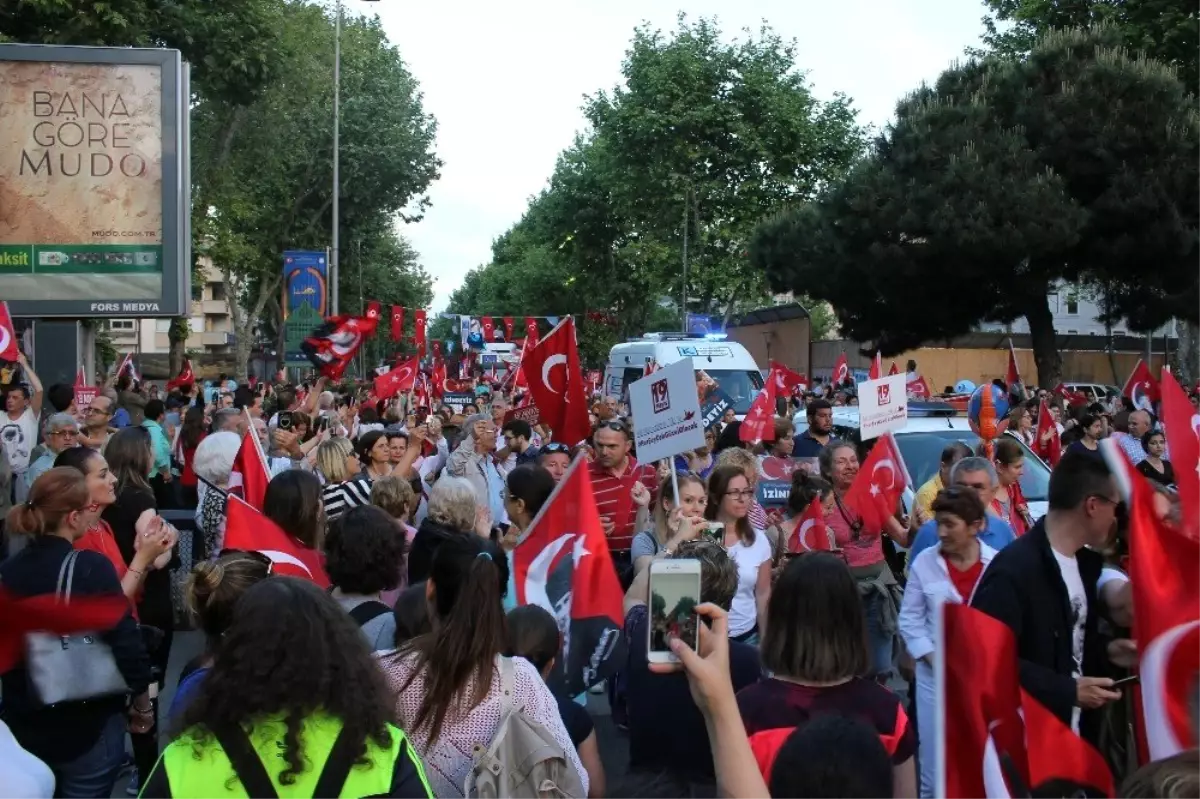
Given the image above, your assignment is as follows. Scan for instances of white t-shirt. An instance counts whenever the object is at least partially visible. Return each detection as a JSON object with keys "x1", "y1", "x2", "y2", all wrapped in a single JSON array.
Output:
[
  {"x1": 1052, "y1": 547, "x2": 1088, "y2": 733},
  {"x1": 0, "y1": 719, "x2": 54, "y2": 798},
  {"x1": 725, "y1": 528, "x2": 772, "y2": 638},
  {"x1": 0, "y1": 408, "x2": 38, "y2": 474}
]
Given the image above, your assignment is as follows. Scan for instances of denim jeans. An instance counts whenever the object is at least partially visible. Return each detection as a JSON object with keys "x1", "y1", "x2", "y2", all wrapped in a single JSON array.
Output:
[
  {"x1": 862, "y1": 591, "x2": 895, "y2": 679},
  {"x1": 49, "y1": 712, "x2": 126, "y2": 798}
]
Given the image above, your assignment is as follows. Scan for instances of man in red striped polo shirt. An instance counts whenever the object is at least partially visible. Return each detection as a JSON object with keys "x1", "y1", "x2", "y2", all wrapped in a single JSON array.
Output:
[{"x1": 588, "y1": 419, "x2": 656, "y2": 585}]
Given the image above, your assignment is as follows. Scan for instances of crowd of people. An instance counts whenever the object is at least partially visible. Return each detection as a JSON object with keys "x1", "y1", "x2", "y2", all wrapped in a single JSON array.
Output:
[{"x1": 0, "y1": 356, "x2": 1196, "y2": 799}]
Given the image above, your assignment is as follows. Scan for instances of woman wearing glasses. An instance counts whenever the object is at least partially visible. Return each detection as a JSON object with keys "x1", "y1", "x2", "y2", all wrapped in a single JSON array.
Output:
[
  {"x1": 704, "y1": 465, "x2": 772, "y2": 644},
  {"x1": 898, "y1": 487, "x2": 996, "y2": 797}
]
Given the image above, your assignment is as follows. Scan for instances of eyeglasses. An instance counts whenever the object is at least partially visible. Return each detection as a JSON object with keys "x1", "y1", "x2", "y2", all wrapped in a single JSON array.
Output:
[
  {"x1": 724, "y1": 489, "x2": 754, "y2": 500},
  {"x1": 51, "y1": 429, "x2": 79, "y2": 437},
  {"x1": 86, "y1": 406, "x2": 110, "y2": 415}
]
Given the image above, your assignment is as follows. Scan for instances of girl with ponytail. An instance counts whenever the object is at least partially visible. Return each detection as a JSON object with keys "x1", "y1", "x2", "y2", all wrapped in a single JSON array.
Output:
[{"x1": 381, "y1": 535, "x2": 588, "y2": 798}]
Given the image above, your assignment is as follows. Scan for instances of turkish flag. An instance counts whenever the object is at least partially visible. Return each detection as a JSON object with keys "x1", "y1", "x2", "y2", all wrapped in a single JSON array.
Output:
[
  {"x1": 1122, "y1": 359, "x2": 1159, "y2": 412},
  {"x1": 374, "y1": 356, "x2": 419, "y2": 400},
  {"x1": 888, "y1": 361, "x2": 899, "y2": 376},
  {"x1": 1159, "y1": 368, "x2": 1198, "y2": 539},
  {"x1": 223, "y1": 495, "x2": 330, "y2": 587},
  {"x1": 525, "y1": 317, "x2": 539, "y2": 346},
  {"x1": 739, "y1": 374, "x2": 777, "y2": 443},
  {"x1": 940, "y1": 603, "x2": 1029, "y2": 798},
  {"x1": 301, "y1": 314, "x2": 370, "y2": 380},
  {"x1": 1005, "y1": 341, "x2": 1021, "y2": 390},
  {"x1": 481, "y1": 316, "x2": 495, "y2": 342},
  {"x1": 0, "y1": 302, "x2": 19, "y2": 362},
  {"x1": 868, "y1": 351, "x2": 883, "y2": 380},
  {"x1": 503, "y1": 316, "x2": 515, "y2": 341},
  {"x1": 414, "y1": 309, "x2": 427, "y2": 358},
  {"x1": 364, "y1": 301, "x2": 382, "y2": 333},
  {"x1": 843, "y1": 433, "x2": 907, "y2": 533},
  {"x1": 390, "y1": 305, "x2": 404, "y2": 342},
  {"x1": 788, "y1": 496, "x2": 831, "y2": 552},
  {"x1": 643, "y1": 359, "x2": 658, "y2": 377},
  {"x1": 512, "y1": 456, "x2": 626, "y2": 695},
  {"x1": 906, "y1": 376, "x2": 932, "y2": 399},
  {"x1": 1034, "y1": 400, "x2": 1061, "y2": 467},
  {"x1": 166, "y1": 359, "x2": 195, "y2": 391},
  {"x1": 229, "y1": 419, "x2": 271, "y2": 510},
  {"x1": 770, "y1": 361, "x2": 806, "y2": 394},
  {"x1": 832, "y1": 352, "x2": 849, "y2": 386},
  {"x1": 431, "y1": 359, "x2": 447, "y2": 398},
  {"x1": 522, "y1": 317, "x2": 590, "y2": 445},
  {"x1": 1125, "y1": 461, "x2": 1199, "y2": 759},
  {"x1": 941, "y1": 604, "x2": 1113, "y2": 797}
]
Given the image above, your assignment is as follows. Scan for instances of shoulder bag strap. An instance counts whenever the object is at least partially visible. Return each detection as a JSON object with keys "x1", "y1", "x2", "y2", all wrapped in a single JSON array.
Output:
[
  {"x1": 59, "y1": 550, "x2": 80, "y2": 605},
  {"x1": 312, "y1": 724, "x2": 361, "y2": 799},
  {"x1": 348, "y1": 601, "x2": 391, "y2": 627},
  {"x1": 498, "y1": 655, "x2": 516, "y2": 716},
  {"x1": 210, "y1": 725, "x2": 280, "y2": 799},
  {"x1": 54, "y1": 550, "x2": 75, "y2": 603}
]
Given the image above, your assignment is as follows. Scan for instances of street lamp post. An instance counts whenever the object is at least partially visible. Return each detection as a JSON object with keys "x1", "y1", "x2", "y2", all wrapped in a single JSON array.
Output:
[{"x1": 331, "y1": 0, "x2": 379, "y2": 317}]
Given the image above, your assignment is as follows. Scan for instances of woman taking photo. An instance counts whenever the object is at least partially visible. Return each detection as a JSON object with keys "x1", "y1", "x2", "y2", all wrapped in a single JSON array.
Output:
[
  {"x1": 704, "y1": 465, "x2": 772, "y2": 643},
  {"x1": 56, "y1": 447, "x2": 173, "y2": 608},
  {"x1": 630, "y1": 471, "x2": 707, "y2": 576},
  {"x1": 737, "y1": 552, "x2": 916, "y2": 798},
  {"x1": 102, "y1": 426, "x2": 178, "y2": 795},
  {"x1": 991, "y1": 437, "x2": 1032, "y2": 536},
  {"x1": 381, "y1": 534, "x2": 586, "y2": 798},
  {"x1": 819, "y1": 442, "x2": 909, "y2": 680},
  {"x1": 146, "y1": 578, "x2": 434, "y2": 798},
  {"x1": 317, "y1": 437, "x2": 373, "y2": 522},
  {"x1": 899, "y1": 487, "x2": 996, "y2": 797},
  {"x1": 0, "y1": 468, "x2": 154, "y2": 798}
]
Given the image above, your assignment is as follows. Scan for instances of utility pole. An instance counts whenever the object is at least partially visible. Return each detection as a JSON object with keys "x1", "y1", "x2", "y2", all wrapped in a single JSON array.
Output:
[
  {"x1": 356, "y1": 238, "x2": 364, "y2": 376},
  {"x1": 681, "y1": 192, "x2": 689, "y2": 333},
  {"x1": 331, "y1": 0, "x2": 342, "y2": 316}
]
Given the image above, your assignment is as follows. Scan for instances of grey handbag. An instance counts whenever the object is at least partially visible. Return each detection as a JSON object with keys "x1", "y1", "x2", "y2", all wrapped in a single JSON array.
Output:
[{"x1": 25, "y1": 550, "x2": 130, "y2": 705}]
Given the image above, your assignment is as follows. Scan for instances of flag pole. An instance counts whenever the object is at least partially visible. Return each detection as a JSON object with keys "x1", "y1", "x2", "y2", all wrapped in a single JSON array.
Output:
[{"x1": 515, "y1": 452, "x2": 589, "y2": 549}]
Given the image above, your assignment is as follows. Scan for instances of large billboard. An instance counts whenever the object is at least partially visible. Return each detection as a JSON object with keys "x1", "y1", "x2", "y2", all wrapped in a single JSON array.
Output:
[
  {"x1": 282, "y1": 250, "x2": 327, "y2": 318},
  {"x1": 0, "y1": 44, "x2": 189, "y2": 317}
]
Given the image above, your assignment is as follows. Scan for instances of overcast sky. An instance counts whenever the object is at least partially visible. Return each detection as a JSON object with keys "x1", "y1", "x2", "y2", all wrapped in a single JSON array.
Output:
[{"x1": 355, "y1": 0, "x2": 988, "y2": 311}]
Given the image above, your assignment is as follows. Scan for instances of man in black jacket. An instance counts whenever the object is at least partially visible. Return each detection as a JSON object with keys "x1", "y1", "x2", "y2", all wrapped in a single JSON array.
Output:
[{"x1": 971, "y1": 451, "x2": 1130, "y2": 745}]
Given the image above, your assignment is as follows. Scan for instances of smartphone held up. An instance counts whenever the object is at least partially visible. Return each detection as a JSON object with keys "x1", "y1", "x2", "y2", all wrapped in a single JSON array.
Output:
[{"x1": 647, "y1": 559, "x2": 702, "y2": 664}]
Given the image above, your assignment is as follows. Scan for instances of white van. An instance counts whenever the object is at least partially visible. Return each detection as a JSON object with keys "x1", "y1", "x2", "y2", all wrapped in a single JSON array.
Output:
[{"x1": 604, "y1": 333, "x2": 764, "y2": 416}]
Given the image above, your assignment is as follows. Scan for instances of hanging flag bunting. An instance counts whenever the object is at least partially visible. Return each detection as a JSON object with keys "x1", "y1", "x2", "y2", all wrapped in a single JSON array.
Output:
[
  {"x1": 364, "y1": 301, "x2": 382, "y2": 331},
  {"x1": 525, "y1": 317, "x2": 540, "y2": 347},
  {"x1": 390, "y1": 305, "x2": 404, "y2": 343},
  {"x1": 481, "y1": 316, "x2": 495, "y2": 343},
  {"x1": 414, "y1": 309, "x2": 427, "y2": 358},
  {"x1": 503, "y1": 316, "x2": 515, "y2": 341},
  {"x1": 459, "y1": 315, "x2": 471, "y2": 350}
]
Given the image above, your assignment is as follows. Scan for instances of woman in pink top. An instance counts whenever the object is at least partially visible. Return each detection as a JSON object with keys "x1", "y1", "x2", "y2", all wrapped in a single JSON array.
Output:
[{"x1": 819, "y1": 441, "x2": 910, "y2": 679}]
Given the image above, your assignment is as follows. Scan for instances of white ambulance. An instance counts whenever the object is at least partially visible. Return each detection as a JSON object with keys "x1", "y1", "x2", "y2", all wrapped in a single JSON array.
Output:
[{"x1": 604, "y1": 333, "x2": 765, "y2": 417}]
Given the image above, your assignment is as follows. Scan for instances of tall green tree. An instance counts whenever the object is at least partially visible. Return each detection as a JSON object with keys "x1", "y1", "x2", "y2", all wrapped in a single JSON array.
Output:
[
  {"x1": 192, "y1": 4, "x2": 439, "y2": 377},
  {"x1": 2, "y1": 0, "x2": 288, "y2": 373},
  {"x1": 753, "y1": 27, "x2": 1197, "y2": 387}
]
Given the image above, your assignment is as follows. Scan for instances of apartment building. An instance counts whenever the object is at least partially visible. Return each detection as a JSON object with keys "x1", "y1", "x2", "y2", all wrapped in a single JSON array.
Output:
[{"x1": 104, "y1": 256, "x2": 236, "y2": 355}]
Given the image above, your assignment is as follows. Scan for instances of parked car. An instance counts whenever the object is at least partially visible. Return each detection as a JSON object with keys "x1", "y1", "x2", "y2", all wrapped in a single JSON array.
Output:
[{"x1": 799, "y1": 401, "x2": 1051, "y2": 521}]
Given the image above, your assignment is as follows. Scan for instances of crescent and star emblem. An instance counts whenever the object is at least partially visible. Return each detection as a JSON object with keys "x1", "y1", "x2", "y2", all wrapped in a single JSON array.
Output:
[{"x1": 542, "y1": 353, "x2": 568, "y2": 395}]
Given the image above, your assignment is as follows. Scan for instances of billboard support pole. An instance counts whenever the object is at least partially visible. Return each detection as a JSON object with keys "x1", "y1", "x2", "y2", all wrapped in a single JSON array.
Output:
[
  {"x1": 31, "y1": 321, "x2": 83, "y2": 388},
  {"x1": 330, "y1": 0, "x2": 342, "y2": 318}
]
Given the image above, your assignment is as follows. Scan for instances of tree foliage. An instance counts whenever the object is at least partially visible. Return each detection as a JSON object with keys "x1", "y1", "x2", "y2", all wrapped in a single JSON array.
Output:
[
  {"x1": 752, "y1": 27, "x2": 1198, "y2": 387},
  {"x1": 191, "y1": 4, "x2": 439, "y2": 376},
  {"x1": 447, "y1": 15, "x2": 864, "y2": 357}
]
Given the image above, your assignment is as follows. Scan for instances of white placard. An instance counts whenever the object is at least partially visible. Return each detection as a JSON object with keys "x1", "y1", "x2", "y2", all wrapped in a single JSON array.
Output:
[
  {"x1": 629, "y1": 358, "x2": 706, "y2": 464},
  {"x1": 858, "y1": 373, "x2": 908, "y2": 441}
]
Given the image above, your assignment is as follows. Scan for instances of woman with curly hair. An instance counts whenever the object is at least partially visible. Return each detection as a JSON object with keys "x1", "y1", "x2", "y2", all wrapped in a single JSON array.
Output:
[
  {"x1": 144, "y1": 577, "x2": 433, "y2": 798},
  {"x1": 326, "y1": 505, "x2": 407, "y2": 651}
]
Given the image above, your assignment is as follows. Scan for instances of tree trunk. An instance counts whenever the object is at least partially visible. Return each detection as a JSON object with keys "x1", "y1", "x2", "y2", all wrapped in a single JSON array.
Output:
[
  {"x1": 168, "y1": 318, "x2": 188, "y2": 377},
  {"x1": 1178, "y1": 320, "x2": 1200, "y2": 385},
  {"x1": 1023, "y1": 289, "x2": 1062, "y2": 388}
]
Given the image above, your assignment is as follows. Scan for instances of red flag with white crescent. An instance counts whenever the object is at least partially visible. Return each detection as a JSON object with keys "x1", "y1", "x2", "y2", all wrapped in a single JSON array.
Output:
[
  {"x1": 832, "y1": 352, "x2": 850, "y2": 386},
  {"x1": 229, "y1": 414, "x2": 271, "y2": 511},
  {"x1": 223, "y1": 495, "x2": 330, "y2": 587},
  {"x1": 1122, "y1": 359, "x2": 1159, "y2": 412},
  {"x1": 788, "y1": 496, "x2": 831, "y2": 552},
  {"x1": 868, "y1": 351, "x2": 883, "y2": 380},
  {"x1": 374, "y1": 356, "x2": 419, "y2": 400},
  {"x1": 0, "y1": 302, "x2": 19, "y2": 362},
  {"x1": 522, "y1": 318, "x2": 590, "y2": 445},
  {"x1": 512, "y1": 455, "x2": 625, "y2": 695},
  {"x1": 843, "y1": 433, "x2": 907, "y2": 533},
  {"x1": 739, "y1": 372, "x2": 777, "y2": 443},
  {"x1": 390, "y1": 305, "x2": 404, "y2": 342},
  {"x1": 1159, "y1": 368, "x2": 1198, "y2": 539}
]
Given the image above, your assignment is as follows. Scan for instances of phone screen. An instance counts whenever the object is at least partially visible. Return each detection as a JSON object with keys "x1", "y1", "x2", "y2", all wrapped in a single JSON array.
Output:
[
  {"x1": 703, "y1": 522, "x2": 724, "y2": 545},
  {"x1": 648, "y1": 569, "x2": 700, "y2": 658}
]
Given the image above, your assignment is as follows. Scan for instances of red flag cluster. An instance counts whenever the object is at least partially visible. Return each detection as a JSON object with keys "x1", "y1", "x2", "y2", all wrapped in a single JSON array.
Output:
[{"x1": 522, "y1": 317, "x2": 590, "y2": 445}]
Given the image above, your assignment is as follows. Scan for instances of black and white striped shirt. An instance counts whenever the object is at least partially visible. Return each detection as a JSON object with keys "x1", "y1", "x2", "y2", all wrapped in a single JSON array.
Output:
[{"x1": 321, "y1": 477, "x2": 373, "y2": 521}]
